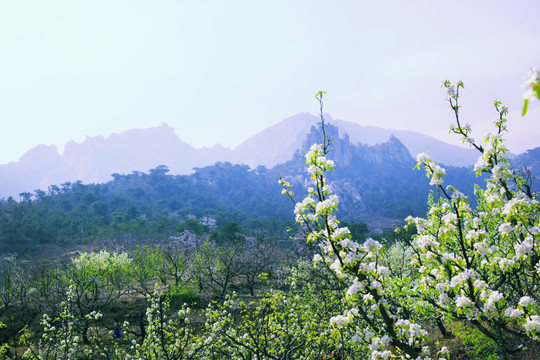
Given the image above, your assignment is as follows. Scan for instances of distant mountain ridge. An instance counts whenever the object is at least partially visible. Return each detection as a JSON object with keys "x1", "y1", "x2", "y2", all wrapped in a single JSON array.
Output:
[
  {"x1": 1, "y1": 120, "x2": 539, "y2": 237},
  {"x1": 230, "y1": 113, "x2": 480, "y2": 168},
  {"x1": 0, "y1": 113, "x2": 531, "y2": 199}
]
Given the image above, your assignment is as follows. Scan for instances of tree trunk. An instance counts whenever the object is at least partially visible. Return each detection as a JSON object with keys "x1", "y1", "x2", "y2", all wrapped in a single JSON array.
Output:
[
  {"x1": 496, "y1": 326, "x2": 509, "y2": 360},
  {"x1": 139, "y1": 312, "x2": 146, "y2": 339},
  {"x1": 436, "y1": 318, "x2": 448, "y2": 339},
  {"x1": 82, "y1": 321, "x2": 90, "y2": 344}
]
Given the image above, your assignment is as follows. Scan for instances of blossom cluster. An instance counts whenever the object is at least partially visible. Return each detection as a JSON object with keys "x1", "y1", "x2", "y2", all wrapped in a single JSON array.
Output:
[
  {"x1": 73, "y1": 250, "x2": 132, "y2": 272},
  {"x1": 409, "y1": 85, "x2": 540, "y2": 348}
]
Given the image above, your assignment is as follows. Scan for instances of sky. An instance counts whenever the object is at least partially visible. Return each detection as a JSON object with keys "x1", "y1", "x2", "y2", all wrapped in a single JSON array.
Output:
[{"x1": 1, "y1": 0, "x2": 540, "y2": 165}]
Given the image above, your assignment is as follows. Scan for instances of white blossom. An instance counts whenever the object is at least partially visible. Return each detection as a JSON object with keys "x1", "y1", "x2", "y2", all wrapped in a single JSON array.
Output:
[
  {"x1": 505, "y1": 307, "x2": 524, "y2": 318},
  {"x1": 329, "y1": 315, "x2": 350, "y2": 328},
  {"x1": 416, "y1": 152, "x2": 430, "y2": 163},
  {"x1": 519, "y1": 296, "x2": 536, "y2": 308},
  {"x1": 455, "y1": 295, "x2": 474, "y2": 308},
  {"x1": 524, "y1": 315, "x2": 540, "y2": 333}
]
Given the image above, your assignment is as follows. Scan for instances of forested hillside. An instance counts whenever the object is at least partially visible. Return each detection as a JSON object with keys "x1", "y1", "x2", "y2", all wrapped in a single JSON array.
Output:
[{"x1": 0, "y1": 122, "x2": 490, "y2": 255}]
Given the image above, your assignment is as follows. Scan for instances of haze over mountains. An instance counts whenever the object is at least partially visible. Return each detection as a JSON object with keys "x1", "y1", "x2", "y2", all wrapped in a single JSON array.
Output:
[{"x1": 0, "y1": 113, "x2": 521, "y2": 199}]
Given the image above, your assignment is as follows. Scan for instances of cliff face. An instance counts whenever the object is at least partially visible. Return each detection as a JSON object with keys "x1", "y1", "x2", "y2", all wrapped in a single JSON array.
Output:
[
  {"x1": 298, "y1": 122, "x2": 413, "y2": 168},
  {"x1": 349, "y1": 135, "x2": 412, "y2": 167},
  {"x1": 332, "y1": 119, "x2": 479, "y2": 167}
]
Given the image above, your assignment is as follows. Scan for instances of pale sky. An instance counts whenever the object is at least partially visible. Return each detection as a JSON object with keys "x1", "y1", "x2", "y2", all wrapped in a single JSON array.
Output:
[{"x1": 1, "y1": 0, "x2": 539, "y2": 165}]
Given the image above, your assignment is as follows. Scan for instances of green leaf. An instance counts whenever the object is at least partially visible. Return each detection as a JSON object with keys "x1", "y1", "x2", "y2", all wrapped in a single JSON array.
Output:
[{"x1": 522, "y1": 98, "x2": 529, "y2": 116}]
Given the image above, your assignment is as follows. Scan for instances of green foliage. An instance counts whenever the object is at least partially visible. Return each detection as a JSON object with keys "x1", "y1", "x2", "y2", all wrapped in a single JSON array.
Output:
[
  {"x1": 168, "y1": 286, "x2": 198, "y2": 306},
  {"x1": 340, "y1": 221, "x2": 369, "y2": 242},
  {"x1": 175, "y1": 219, "x2": 208, "y2": 235},
  {"x1": 452, "y1": 322, "x2": 499, "y2": 360},
  {"x1": 0, "y1": 164, "x2": 295, "y2": 251},
  {"x1": 211, "y1": 221, "x2": 244, "y2": 245},
  {"x1": 130, "y1": 245, "x2": 163, "y2": 296}
]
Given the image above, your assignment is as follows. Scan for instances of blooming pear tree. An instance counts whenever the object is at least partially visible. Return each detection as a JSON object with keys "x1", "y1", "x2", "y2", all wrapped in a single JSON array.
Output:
[
  {"x1": 124, "y1": 288, "x2": 205, "y2": 360},
  {"x1": 280, "y1": 92, "x2": 430, "y2": 359},
  {"x1": 408, "y1": 80, "x2": 540, "y2": 360},
  {"x1": 281, "y1": 82, "x2": 540, "y2": 359},
  {"x1": 8, "y1": 70, "x2": 540, "y2": 359},
  {"x1": 201, "y1": 281, "x2": 364, "y2": 359},
  {"x1": 67, "y1": 250, "x2": 133, "y2": 344},
  {"x1": 20, "y1": 285, "x2": 100, "y2": 360}
]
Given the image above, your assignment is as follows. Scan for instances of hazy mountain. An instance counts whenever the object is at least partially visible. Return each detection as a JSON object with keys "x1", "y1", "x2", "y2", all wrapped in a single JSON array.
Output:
[
  {"x1": 229, "y1": 113, "x2": 479, "y2": 168},
  {"x1": 332, "y1": 119, "x2": 479, "y2": 167},
  {"x1": 0, "y1": 123, "x2": 230, "y2": 199},
  {"x1": 0, "y1": 113, "x2": 516, "y2": 199},
  {"x1": 0, "y1": 145, "x2": 63, "y2": 199},
  {"x1": 55, "y1": 124, "x2": 205, "y2": 182}
]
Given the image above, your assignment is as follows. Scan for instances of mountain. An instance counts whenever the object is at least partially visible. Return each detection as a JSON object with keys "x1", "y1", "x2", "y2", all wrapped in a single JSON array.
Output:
[
  {"x1": 0, "y1": 124, "x2": 231, "y2": 199},
  {"x1": 0, "y1": 145, "x2": 63, "y2": 199},
  {"x1": 229, "y1": 113, "x2": 480, "y2": 168},
  {"x1": 275, "y1": 123, "x2": 477, "y2": 230},
  {"x1": 332, "y1": 119, "x2": 478, "y2": 167},
  {"x1": 0, "y1": 124, "x2": 443, "y2": 249},
  {"x1": 0, "y1": 113, "x2": 513, "y2": 199},
  {"x1": 55, "y1": 124, "x2": 209, "y2": 182}
]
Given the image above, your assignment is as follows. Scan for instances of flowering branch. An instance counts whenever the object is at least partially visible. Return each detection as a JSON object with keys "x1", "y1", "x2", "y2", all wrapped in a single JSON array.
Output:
[{"x1": 281, "y1": 92, "x2": 428, "y2": 359}]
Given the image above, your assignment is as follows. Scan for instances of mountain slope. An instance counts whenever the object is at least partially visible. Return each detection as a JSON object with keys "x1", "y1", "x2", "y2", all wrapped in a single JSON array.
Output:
[
  {"x1": 512, "y1": 147, "x2": 540, "y2": 190},
  {"x1": 230, "y1": 112, "x2": 317, "y2": 167},
  {"x1": 2, "y1": 121, "x2": 539, "y2": 248}
]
